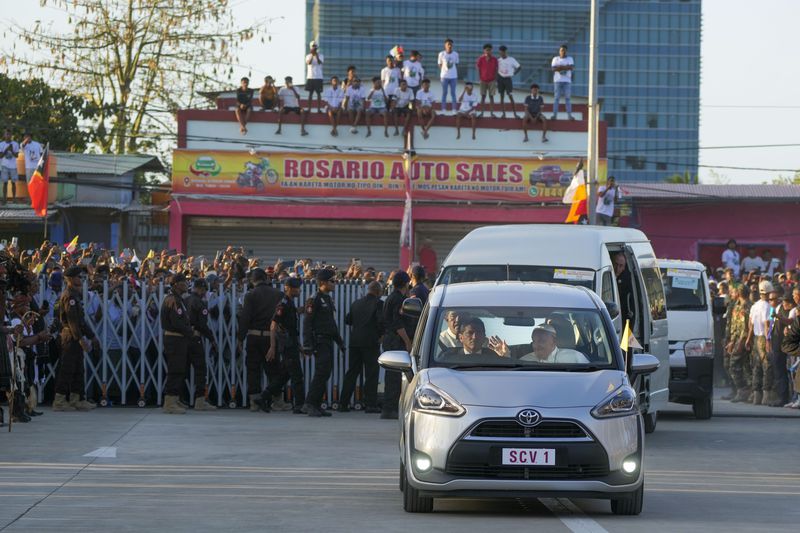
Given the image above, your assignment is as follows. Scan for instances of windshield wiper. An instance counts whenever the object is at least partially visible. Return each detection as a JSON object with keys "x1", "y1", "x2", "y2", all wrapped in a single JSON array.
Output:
[
  {"x1": 512, "y1": 365, "x2": 604, "y2": 372},
  {"x1": 446, "y1": 364, "x2": 528, "y2": 370}
]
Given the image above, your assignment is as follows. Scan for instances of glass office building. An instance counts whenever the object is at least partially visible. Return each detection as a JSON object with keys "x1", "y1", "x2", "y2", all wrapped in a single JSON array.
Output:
[{"x1": 306, "y1": 0, "x2": 701, "y2": 183}]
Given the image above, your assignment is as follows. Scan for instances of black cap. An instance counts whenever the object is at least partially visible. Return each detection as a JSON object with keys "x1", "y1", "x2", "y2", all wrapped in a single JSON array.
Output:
[
  {"x1": 193, "y1": 278, "x2": 208, "y2": 290},
  {"x1": 170, "y1": 273, "x2": 187, "y2": 285},
  {"x1": 286, "y1": 277, "x2": 303, "y2": 288},
  {"x1": 316, "y1": 268, "x2": 335, "y2": 282},
  {"x1": 393, "y1": 271, "x2": 410, "y2": 285},
  {"x1": 250, "y1": 268, "x2": 268, "y2": 282},
  {"x1": 64, "y1": 266, "x2": 83, "y2": 278}
]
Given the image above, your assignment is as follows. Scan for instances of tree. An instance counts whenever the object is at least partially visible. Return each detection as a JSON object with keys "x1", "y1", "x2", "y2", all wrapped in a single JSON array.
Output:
[
  {"x1": 0, "y1": 74, "x2": 98, "y2": 151},
  {"x1": 664, "y1": 171, "x2": 698, "y2": 184},
  {"x1": 5, "y1": 0, "x2": 265, "y2": 154},
  {"x1": 767, "y1": 171, "x2": 800, "y2": 185}
]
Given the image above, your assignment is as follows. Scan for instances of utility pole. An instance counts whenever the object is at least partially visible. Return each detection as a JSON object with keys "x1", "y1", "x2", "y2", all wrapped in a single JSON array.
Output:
[{"x1": 586, "y1": 0, "x2": 600, "y2": 225}]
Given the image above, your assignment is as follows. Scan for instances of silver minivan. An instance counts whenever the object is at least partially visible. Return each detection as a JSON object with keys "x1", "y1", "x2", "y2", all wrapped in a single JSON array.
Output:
[
  {"x1": 380, "y1": 281, "x2": 659, "y2": 514},
  {"x1": 436, "y1": 224, "x2": 668, "y2": 433}
]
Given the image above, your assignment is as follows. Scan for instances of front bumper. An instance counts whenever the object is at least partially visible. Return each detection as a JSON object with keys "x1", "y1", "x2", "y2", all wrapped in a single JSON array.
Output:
[
  {"x1": 669, "y1": 351, "x2": 714, "y2": 404},
  {"x1": 404, "y1": 405, "x2": 643, "y2": 496}
]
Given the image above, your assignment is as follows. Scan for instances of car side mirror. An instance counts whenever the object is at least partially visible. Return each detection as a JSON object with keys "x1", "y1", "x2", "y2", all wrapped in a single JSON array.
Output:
[
  {"x1": 402, "y1": 297, "x2": 423, "y2": 318},
  {"x1": 379, "y1": 350, "x2": 414, "y2": 380},
  {"x1": 630, "y1": 353, "x2": 659, "y2": 376},
  {"x1": 604, "y1": 301, "x2": 620, "y2": 319},
  {"x1": 712, "y1": 297, "x2": 726, "y2": 316}
]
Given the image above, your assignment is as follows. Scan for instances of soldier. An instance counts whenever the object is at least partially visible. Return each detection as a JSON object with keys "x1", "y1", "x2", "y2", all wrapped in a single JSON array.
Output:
[
  {"x1": 161, "y1": 273, "x2": 193, "y2": 414},
  {"x1": 721, "y1": 284, "x2": 740, "y2": 400},
  {"x1": 302, "y1": 268, "x2": 345, "y2": 417},
  {"x1": 728, "y1": 285, "x2": 753, "y2": 402},
  {"x1": 265, "y1": 277, "x2": 305, "y2": 414},
  {"x1": 381, "y1": 271, "x2": 413, "y2": 420},
  {"x1": 238, "y1": 268, "x2": 283, "y2": 412},
  {"x1": 53, "y1": 266, "x2": 97, "y2": 412},
  {"x1": 185, "y1": 278, "x2": 217, "y2": 411}
]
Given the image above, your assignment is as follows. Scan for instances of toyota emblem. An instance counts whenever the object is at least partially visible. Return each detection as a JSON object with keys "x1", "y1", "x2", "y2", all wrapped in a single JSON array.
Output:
[{"x1": 516, "y1": 409, "x2": 542, "y2": 427}]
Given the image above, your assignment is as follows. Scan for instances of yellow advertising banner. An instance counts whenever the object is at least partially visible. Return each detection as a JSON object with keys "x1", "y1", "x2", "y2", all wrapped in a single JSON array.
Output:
[{"x1": 172, "y1": 150, "x2": 607, "y2": 203}]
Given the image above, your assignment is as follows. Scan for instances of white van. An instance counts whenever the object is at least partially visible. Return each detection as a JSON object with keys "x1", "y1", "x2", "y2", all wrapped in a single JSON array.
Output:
[
  {"x1": 436, "y1": 224, "x2": 669, "y2": 433},
  {"x1": 659, "y1": 260, "x2": 718, "y2": 419}
]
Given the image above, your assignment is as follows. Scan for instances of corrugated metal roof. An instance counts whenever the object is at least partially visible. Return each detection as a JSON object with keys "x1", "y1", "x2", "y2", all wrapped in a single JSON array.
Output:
[
  {"x1": 622, "y1": 183, "x2": 800, "y2": 201},
  {"x1": 53, "y1": 152, "x2": 164, "y2": 176},
  {"x1": 0, "y1": 208, "x2": 57, "y2": 221},
  {"x1": 55, "y1": 202, "x2": 129, "y2": 210}
]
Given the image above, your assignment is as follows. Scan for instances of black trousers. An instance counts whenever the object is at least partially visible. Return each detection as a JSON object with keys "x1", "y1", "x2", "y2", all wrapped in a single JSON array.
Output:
[
  {"x1": 265, "y1": 343, "x2": 305, "y2": 405},
  {"x1": 305, "y1": 337, "x2": 334, "y2": 407},
  {"x1": 770, "y1": 351, "x2": 790, "y2": 404},
  {"x1": 54, "y1": 339, "x2": 84, "y2": 396},
  {"x1": 382, "y1": 340, "x2": 405, "y2": 413},
  {"x1": 188, "y1": 337, "x2": 208, "y2": 397},
  {"x1": 340, "y1": 344, "x2": 380, "y2": 408},
  {"x1": 164, "y1": 336, "x2": 189, "y2": 396},
  {"x1": 245, "y1": 335, "x2": 269, "y2": 395}
]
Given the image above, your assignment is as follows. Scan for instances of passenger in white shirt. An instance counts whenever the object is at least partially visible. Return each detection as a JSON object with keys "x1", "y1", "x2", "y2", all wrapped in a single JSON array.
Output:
[
  {"x1": 276, "y1": 76, "x2": 309, "y2": 136},
  {"x1": 455, "y1": 82, "x2": 480, "y2": 140},
  {"x1": 596, "y1": 176, "x2": 621, "y2": 226},
  {"x1": 551, "y1": 45, "x2": 575, "y2": 120},
  {"x1": 741, "y1": 247, "x2": 766, "y2": 274},
  {"x1": 437, "y1": 39, "x2": 460, "y2": 113},
  {"x1": 518, "y1": 325, "x2": 589, "y2": 364},
  {"x1": 402, "y1": 51, "x2": 425, "y2": 95},
  {"x1": 721, "y1": 239, "x2": 741, "y2": 278},
  {"x1": 365, "y1": 77, "x2": 389, "y2": 138},
  {"x1": 438, "y1": 311, "x2": 462, "y2": 348},
  {"x1": 391, "y1": 80, "x2": 414, "y2": 136},
  {"x1": 497, "y1": 46, "x2": 522, "y2": 119},
  {"x1": 415, "y1": 78, "x2": 436, "y2": 139},
  {"x1": 343, "y1": 78, "x2": 367, "y2": 134},
  {"x1": 322, "y1": 76, "x2": 345, "y2": 136},
  {"x1": 21, "y1": 132, "x2": 43, "y2": 181}
]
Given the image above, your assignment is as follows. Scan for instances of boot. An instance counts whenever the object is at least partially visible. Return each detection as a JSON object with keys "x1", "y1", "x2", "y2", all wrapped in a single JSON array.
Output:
[
  {"x1": 731, "y1": 389, "x2": 750, "y2": 403},
  {"x1": 69, "y1": 394, "x2": 96, "y2": 411},
  {"x1": 271, "y1": 395, "x2": 292, "y2": 412},
  {"x1": 52, "y1": 393, "x2": 76, "y2": 412},
  {"x1": 193, "y1": 397, "x2": 217, "y2": 411},
  {"x1": 249, "y1": 394, "x2": 262, "y2": 412},
  {"x1": 752, "y1": 391, "x2": 763, "y2": 405},
  {"x1": 162, "y1": 395, "x2": 186, "y2": 414},
  {"x1": 177, "y1": 398, "x2": 189, "y2": 409}
]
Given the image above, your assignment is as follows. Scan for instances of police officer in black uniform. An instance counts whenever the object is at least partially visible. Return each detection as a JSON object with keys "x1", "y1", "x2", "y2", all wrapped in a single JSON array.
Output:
[
  {"x1": 161, "y1": 273, "x2": 193, "y2": 414},
  {"x1": 53, "y1": 266, "x2": 96, "y2": 412},
  {"x1": 381, "y1": 271, "x2": 413, "y2": 419},
  {"x1": 302, "y1": 268, "x2": 344, "y2": 417},
  {"x1": 185, "y1": 278, "x2": 217, "y2": 411},
  {"x1": 340, "y1": 281, "x2": 384, "y2": 413},
  {"x1": 238, "y1": 268, "x2": 283, "y2": 412},
  {"x1": 409, "y1": 265, "x2": 429, "y2": 304},
  {"x1": 266, "y1": 277, "x2": 305, "y2": 414}
]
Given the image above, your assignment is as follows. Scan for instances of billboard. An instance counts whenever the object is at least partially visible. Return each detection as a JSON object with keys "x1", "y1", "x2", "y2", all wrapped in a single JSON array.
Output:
[{"x1": 172, "y1": 150, "x2": 607, "y2": 204}]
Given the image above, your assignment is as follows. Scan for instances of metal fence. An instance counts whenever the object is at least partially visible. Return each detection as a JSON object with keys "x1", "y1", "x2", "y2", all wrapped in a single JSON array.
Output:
[{"x1": 34, "y1": 279, "x2": 373, "y2": 408}]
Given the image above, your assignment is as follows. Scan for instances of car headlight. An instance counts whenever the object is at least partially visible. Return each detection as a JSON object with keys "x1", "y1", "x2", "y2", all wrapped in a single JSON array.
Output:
[
  {"x1": 591, "y1": 386, "x2": 637, "y2": 419},
  {"x1": 413, "y1": 383, "x2": 465, "y2": 417},
  {"x1": 684, "y1": 338, "x2": 714, "y2": 358}
]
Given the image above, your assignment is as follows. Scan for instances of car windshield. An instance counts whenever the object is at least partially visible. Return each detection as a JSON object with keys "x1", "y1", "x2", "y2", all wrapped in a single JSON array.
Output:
[
  {"x1": 661, "y1": 268, "x2": 707, "y2": 311},
  {"x1": 438, "y1": 265, "x2": 596, "y2": 290},
  {"x1": 430, "y1": 306, "x2": 617, "y2": 370}
]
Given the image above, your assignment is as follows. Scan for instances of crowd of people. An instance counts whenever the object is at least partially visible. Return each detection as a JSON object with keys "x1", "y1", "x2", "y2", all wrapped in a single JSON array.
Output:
[
  {"x1": 715, "y1": 240, "x2": 800, "y2": 408},
  {"x1": 234, "y1": 40, "x2": 576, "y2": 142},
  {"x1": 0, "y1": 238, "x2": 430, "y2": 425},
  {"x1": 0, "y1": 129, "x2": 45, "y2": 204}
]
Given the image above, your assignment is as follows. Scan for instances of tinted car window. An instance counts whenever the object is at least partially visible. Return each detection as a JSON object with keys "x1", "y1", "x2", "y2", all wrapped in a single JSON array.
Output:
[
  {"x1": 640, "y1": 267, "x2": 667, "y2": 321},
  {"x1": 439, "y1": 265, "x2": 595, "y2": 289}
]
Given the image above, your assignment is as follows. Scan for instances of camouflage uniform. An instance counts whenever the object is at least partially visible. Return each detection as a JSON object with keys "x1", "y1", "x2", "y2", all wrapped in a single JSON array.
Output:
[
  {"x1": 727, "y1": 300, "x2": 752, "y2": 400},
  {"x1": 722, "y1": 298, "x2": 738, "y2": 394}
]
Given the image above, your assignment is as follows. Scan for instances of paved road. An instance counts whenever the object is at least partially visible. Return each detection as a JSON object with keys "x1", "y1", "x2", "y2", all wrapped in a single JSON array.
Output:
[{"x1": 0, "y1": 400, "x2": 798, "y2": 532}]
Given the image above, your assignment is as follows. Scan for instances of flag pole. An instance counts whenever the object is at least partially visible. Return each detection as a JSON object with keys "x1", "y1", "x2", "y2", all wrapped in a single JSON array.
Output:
[{"x1": 586, "y1": 0, "x2": 600, "y2": 225}]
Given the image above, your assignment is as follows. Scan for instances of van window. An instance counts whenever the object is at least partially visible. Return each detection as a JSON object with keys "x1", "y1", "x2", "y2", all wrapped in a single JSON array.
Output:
[
  {"x1": 640, "y1": 267, "x2": 667, "y2": 321},
  {"x1": 601, "y1": 270, "x2": 615, "y2": 304},
  {"x1": 439, "y1": 265, "x2": 595, "y2": 289},
  {"x1": 660, "y1": 268, "x2": 707, "y2": 311}
]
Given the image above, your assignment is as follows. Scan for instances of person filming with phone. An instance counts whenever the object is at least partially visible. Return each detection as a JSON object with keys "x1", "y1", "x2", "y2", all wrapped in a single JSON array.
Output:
[{"x1": 596, "y1": 176, "x2": 621, "y2": 226}]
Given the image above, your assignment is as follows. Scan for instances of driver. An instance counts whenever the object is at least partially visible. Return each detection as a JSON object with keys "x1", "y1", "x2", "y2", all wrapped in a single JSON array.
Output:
[
  {"x1": 520, "y1": 324, "x2": 588, "y2": 363},
  {"x1": 443, "y1": 317, "x2": 508, "y2": 359}
]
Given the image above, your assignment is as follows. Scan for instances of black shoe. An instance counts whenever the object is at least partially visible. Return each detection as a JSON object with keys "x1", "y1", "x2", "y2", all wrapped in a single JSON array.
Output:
[
  {"x1": 28, "y1": 409, "x2": 43, "y2": 417},
  {"x1": 364, "y1": 406, "x2": 382, "y2": 414},
  {"x1": 380, "y1": 410, "x2": 399, "y2": 420},
  {"x1": 306, "y1": 404, "x2": 324, "y2": 417},
  {"x1": 14, "y1": 413, "x2": 32, "y2": 423},
  {"x1": 292, "y1": 407, "x2": 305, "y2": 414},
  {"x1": 259, "y1": 393, "x2": 273, "y2": 413},
  {"x1": 319, "y1": 409, "x2": 332, "y2": 417},
  {"x1": 337, "y1": 404, "x2": 350, "y2": 413}
]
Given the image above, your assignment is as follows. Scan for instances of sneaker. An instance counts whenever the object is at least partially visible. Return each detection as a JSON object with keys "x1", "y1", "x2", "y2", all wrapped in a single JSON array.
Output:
[
  {"x1": 785, "y1": 399, "x2": 800, "y2": 409},
  {"x1": 350, "y1": 127, "x2": 358, "y2": 134}
]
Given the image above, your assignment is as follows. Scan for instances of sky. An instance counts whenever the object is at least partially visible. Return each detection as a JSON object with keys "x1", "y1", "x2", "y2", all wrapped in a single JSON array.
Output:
[{"x1": 2, "y1": 0, "x2": 798, "y2": 185}]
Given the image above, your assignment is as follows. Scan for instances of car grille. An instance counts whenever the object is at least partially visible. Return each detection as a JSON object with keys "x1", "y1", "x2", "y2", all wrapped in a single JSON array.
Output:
[
  {"x1": 445, "y1": 463, "x2": 609, "y2": 480},
  {"x1": 470, "y1": 420, "x2": 589, "y2": 439}
]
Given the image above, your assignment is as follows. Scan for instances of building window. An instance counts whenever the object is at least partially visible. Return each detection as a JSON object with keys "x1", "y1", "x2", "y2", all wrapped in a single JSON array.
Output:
[
  {"x1": 604, "y1": 113, "x2": 616, "y2": 127},
  {"x1": 598, "y1": 70, "x2": 605, "y2": 85},
  {"x1": 647, "y1": 115, "x2": 658, "y2": 128},
  {"x1": 625, "y1": 156, "x2": 646, "y2": 170},
  {"x1": 656, "y1": 162, "x2": 668, "y2": 171}
]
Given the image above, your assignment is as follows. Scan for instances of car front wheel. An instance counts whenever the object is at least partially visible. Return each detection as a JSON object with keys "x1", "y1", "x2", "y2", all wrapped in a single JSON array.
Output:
[
  {"x1": 610, "y1": 483, "x2": 644, "y2": 515},
  {"x1": 693, "y1": 397, "x2": 713, "y2": 420},
  {"x1": 402, "y1": 465, "x2": 433, "y2": 513}
]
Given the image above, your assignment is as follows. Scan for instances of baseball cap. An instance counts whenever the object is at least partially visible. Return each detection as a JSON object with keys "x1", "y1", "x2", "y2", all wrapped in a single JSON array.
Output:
[
  {"x1": 316, "y1": 268, "x2": 335, "y2": 282},
  {"x1": 309, "y1": 40, "x2": 318, "y2": 48},
  {"x1": 286, "y1": 277, "x2": 303, "y2": 288},
  {"x1": 758, "y1": 280, "x2": 774, "y2": 294},
  {"x1": 532, "y1": 324, "x2": 557, "y2": 337}
]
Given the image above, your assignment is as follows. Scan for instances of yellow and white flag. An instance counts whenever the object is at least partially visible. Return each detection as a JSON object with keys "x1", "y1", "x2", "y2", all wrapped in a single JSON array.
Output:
[
  {"x1": 65, "y1": 235, "x2": 79, "y2": 254},
  {"x1": 620, "y1": 320, "x2": 643, "y2": 352}
]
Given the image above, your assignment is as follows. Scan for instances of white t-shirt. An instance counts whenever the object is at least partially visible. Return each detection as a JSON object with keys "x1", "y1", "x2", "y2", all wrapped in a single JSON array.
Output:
[
  {"x1": 278, "y1": 87, "x2": 300, "y2": 108},
  {"x1": 22, "y1": 140, "x2": 43, "y2": 170},
  {"x1": 458, "y1": 92, "x2": 479, "y2": 113},
  {"x1": 402, "y1": 60, "x2": 425, "y2": 88},
  {"x1": 789, "y1": 307, "x2": 798, "y2": 320},
  {"x1": 438, "y1": 50, "x2": 459, "y2": 79},
  {"x1": 552, "y1": 55, "x2": 575, "y2": 83},
  {"x1": 749, "y1": 299, "x2": 771, "y2": 336},
  {"x1": 394, "y1": 87, "x2": 413, "y2": 107},
  {"x1": 367, "y1": 88, "x2": 388, "y2": 109},
  {"x1": 520, "y1": 347, "x2": 589, "y2": 364},
  {"x1": 322, "y1": 86, "x2": 344, "y2": 108},
  {"x1": 764, "y1": 258, "x2": 781, "y2": 276},
  {"x1": 498, "y1": 56, "x2": 521, "y2": 78},
  {"x1": 721, "y1": 249, "x2": 741, "y2": 276},
  {"x1": 596, "y1": 185, "x2": 620, "y2": 217},
  {"x1": 742, "y1": 256, "x2": 766, "y2": 273},
  {"x1": 381, "y1": 66, "x2": 401, "y2": 94},
  {"x1": 345, "y1": 86, "x2": 366, "y2": 104},
  {"x1": 0, "y1": 140, "x2": 19, "y2": 169},
  {"x1": 416, "y1": 89, "x2": 435, "y2": 108},
  {"x1": 305, "y1": 53, "x2": 324, "y2": 79}
]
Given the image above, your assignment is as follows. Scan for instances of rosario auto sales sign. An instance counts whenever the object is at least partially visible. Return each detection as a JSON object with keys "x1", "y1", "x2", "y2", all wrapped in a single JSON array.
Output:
[{"x1": 172, "y1": 150, "x2": 607, "y2": 203}]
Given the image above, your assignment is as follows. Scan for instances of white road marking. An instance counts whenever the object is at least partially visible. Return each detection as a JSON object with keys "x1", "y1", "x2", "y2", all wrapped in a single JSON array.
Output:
[
  {"x1": 539, "y1": 498, "x2": 609, "y2": 533},
  {"x1": 82, "y1": 447, "x2": 117, "y2": 458}
]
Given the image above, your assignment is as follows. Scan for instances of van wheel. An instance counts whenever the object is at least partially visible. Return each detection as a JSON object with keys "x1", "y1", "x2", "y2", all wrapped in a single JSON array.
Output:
[
  {"x1": 693, "y1": 397, "x2": 713, "y2": 420},
  {"x1": 644, "y1": 411, "x2": 657, "y2": 434},
  {"x1": 611, "y1": 483, "x2": 644, "y2": 515},
  {"x1": 402, "y1": 467, "x2": 433, "y2": 513}
]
